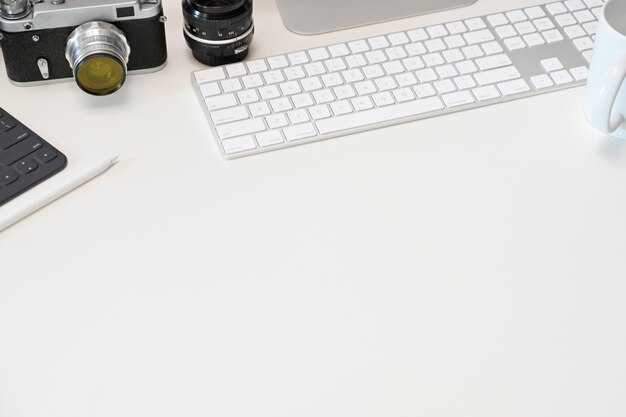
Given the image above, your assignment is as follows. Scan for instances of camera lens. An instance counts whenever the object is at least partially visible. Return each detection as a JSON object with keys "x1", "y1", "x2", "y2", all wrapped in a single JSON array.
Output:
[
  {"x1": 65, "y1": 21, "x2": 131, "y2": 96},
  {"x1": 182, "y1": 0, "x2": 254, "y2": 66}
]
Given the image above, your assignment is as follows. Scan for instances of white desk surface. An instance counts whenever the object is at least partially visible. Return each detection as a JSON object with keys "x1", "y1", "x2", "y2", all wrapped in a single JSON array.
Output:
[{"x1": 1, "y1": 0, "x2": 626, "y2": 415}]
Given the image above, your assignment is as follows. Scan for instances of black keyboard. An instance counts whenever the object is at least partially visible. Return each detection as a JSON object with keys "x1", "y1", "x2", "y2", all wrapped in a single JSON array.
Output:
[{"x1": 0, "y1": 107, "x2": 67, "y2": 206}]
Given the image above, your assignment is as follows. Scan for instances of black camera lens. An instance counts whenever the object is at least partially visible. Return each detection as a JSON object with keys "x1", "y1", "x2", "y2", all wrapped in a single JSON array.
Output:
[{"x1": 182, "y1": 0, "x2": 254, "y2": 66}]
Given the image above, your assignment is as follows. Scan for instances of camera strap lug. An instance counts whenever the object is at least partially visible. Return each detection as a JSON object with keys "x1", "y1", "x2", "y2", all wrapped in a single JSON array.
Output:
[{"x1": 37, "y1": 58, "x2": 49, "y2": 79}]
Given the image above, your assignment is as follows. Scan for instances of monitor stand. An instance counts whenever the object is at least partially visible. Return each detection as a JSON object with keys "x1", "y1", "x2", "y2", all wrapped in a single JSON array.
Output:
[{"x1": 275, "y1": 0, "x2": 478, "y2": 35}]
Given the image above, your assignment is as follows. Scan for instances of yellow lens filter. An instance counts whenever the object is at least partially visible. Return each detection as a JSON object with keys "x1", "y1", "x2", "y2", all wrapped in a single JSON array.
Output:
[{"x1": 75, "y1": 55, "x2": 126, "y2": 96}]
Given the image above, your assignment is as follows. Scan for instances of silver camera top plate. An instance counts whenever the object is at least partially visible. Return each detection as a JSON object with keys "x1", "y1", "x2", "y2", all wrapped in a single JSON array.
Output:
[{"x1": 0, "y1": 0, "x2": 162, "y2": 32}]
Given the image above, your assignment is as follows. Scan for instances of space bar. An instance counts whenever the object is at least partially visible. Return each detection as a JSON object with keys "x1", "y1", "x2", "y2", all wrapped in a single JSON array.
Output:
[{"x1": 316, "y1": 97, "x2": 445, "y2": 135}]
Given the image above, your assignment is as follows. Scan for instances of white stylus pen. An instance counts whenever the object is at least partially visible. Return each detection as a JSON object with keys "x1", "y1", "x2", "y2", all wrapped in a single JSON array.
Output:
[{"x1": 0, "y1": 156, "x2": 118, "y2": 232}]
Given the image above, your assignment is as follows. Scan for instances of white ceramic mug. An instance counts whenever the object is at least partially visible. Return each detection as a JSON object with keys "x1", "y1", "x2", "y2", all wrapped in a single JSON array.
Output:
[{"x1": 584, "y1": 0, "x2": 626, "y2": 139}]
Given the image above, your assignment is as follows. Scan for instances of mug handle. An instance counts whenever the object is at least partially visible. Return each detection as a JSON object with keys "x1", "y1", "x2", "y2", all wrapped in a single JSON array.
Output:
[{"x1": 596, "y1": 55, "x2": 626, "y2": 134}]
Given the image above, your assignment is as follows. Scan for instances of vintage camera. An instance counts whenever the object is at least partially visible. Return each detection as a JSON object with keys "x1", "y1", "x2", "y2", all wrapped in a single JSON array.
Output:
[{"x1": 0, "y1": 0, "x2": 168, "y2": 95}]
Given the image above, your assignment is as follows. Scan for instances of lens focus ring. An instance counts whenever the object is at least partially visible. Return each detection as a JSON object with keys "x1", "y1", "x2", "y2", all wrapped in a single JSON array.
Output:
[
  {"x1": 65, "y1": 21, "x2": 130, "y2": 71},
  {"x1": 182, "y1": 0, "x2": 253, "y2": 41},
  {"x1": 65, "y1": 21, "x2": 131, "y2": 95}
]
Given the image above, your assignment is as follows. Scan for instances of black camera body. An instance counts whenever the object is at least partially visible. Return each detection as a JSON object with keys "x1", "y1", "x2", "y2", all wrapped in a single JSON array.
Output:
[{"x1": 0, "y1": 0, "x2": 167, "y2": 89}]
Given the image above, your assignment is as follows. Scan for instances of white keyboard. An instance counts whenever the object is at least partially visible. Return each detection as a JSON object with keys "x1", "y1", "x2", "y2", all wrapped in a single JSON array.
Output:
[{"x1": 191, "y1": 0, "x2": 603, "y2": 159}]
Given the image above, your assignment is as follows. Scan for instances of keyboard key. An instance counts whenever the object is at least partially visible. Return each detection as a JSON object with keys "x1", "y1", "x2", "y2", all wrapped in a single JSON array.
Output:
[
  {"x1": 256, "y1": 130, "x2": 284, "y2": 147},
  {"x1": 498, "y1": 79, "x2": 530, "y2": 96},
  {"x1": 423, "y1": 53, "x2": 445, "y2": 67},
  {"x1": 284, "y1": 66, "x2": 306, "y2": 80},
  {"x1": 354, "y1": 81, "x2": 377, "y2": 96},
  {"x1": 313, "y1": 89, "x2": 335, "y2": 104},
  {"x1": 434, "y1": 79, "x2": 456, "y2": 94},
  {"x1": 474, "y1": 66, "x2": 521, "y2": 86},
  {"x1": 372, "y1": 92, "x2": 395, "y2": 107},
  {"x1": 222, "y1": 135, "x2": 257, "y2": 155},
  {"x1": 0, "y1": 128, "x2": 29, "y2": 150},
  {"x1": 481, "y1": 41, "x2": 505, "y2": 55},
  {"x1": 524, "y1": 33, "x2": 546, "y2": 46},
  {"x1": 425, "y1": 38, "x2": 447, "y2": 52},
  {"x1": 564, "y1": 0, "x2": 585, "y2": 11},
  {"x1": 388, "y1": 32, "x2": 410, "y2": 45},
  {"x1": 309, "y1": 105, "x2": 332, "y2": 120},
  {"x1": 392, "y1": 88, "x2": 416, "y2": 103},
  {"x1": 270, "y1": 97, "x2": 293, "y2": 112},
  {"x1": 541, "y1": 57, "x2": 564, "y2": 71},
  {"x1": 504, "y1": 36, "x2": 526, "y2": 50},
  {"x1": 442, "y1": 90, "x2": 475, "y2": 107},
  {"x1": 287, "y1": 109, "x2": 310, "y2": 124},
  {"x1": 309, "y1": 47, "x2": 330, "y2": 61},
  {"x1": 237, "y1": 90, "x2": 259, "y2": 104},
  {"x1": 555, "y1": 13, "x2": 577, "y2": 27},
  {"x1": 456, "y1": 60, "x2": 478, "y2": 75},
  {"x1": 242, "y1": 74, "x2": 263, "y2": 89},
  {"x1": 414, "y1": 83, "x2": 437, "y2": 98},
  {"x1": 348, "y1": 40, "x2": 370, "y2": 53},
  {"x1": 211, "y1": 106, "x2": 249, "y2": 125},
  {"x1": 407, "y1": 28, "x2": 428, "y2": 42},
  {"x1": 531, "y1": 74, "x2": 555, "y2": 89},
  {"x1": 405, "y1": 42, "x2": 427, "y2": 56},
  {"x1": 475, "y1": 54, "x2": 512, "y2": 71},
  {"x1": 472, "y1": 85, "x2": 501, "y2": 101},
  {"x1": 446, "y1": 21, "x2": 468, "y2": 34},
  {"x1": 515, "y1": 21, "x2": 536, "y2": 35},
  {"x1": 534, "y1": 18, "x2": 555, "y2": 31},
  {"x1": 465, "y1": 17, "x2": 487, "y2": 30},
  {"x1": 283, "y1": 123, "x2": 317, "y2": 141},
  {"x1": 506, "y1": 10, "x2": 528, "y2": 23},
  {"x1": 328, "y1": 101, "x2": 352, "y2": 116},
  {"x1": 225, "y1": 63, "x2": 247, "y2": 78},
  {"x1": 288, "y1": 51, "x2": 309, "y2": 65},
  {"x1": 34, "y1": 149, "x2": 57, "y2": 163},
  {"x1": 0, "y1": 118, "x2": 16, "y2": 132},
  {"x1": 205, "y1": 94, "x2": 237, "y2": 111},
  {"x1": 496, "y1": 25, "x2": 517, "y2": 39},
  {"x1": 570, "y1": 66, "x2": 589, "y2": 81},
  {"x1": 259, "y1": 85, "x2": 281, "y2": 100},
  {"x1": 464, "y1": 29, "x2": 495, "y2": 44},
  {"x1": 249, "y1": 102, "x2": 271, "y2": 117},
  {"x1": 524, "y1": 6, "x2": 546, "y2": 19},
  {"x1": 15, "y1": 159, "x2": 38, "y2": 175},
  {"x1": 453, "y1": 75, "x2": 477, "y2": 90},
  {"x1": 194, "y1": 67, "x2": 225, "y2": 84},
  {"x1": 328, "y1": 43, "x2": 351, "y2": 57},
  {"x1": 427, "y1": 25, "x2": 448, "y2": 38},
  {"x1": 266, "y1": 113, "x2": 289, "y2": 129},
  {"x1": 546, "y1": 2, "x2": 568, "y2": 15},
  {"x1": 221, "y1": 78, "x2": 242, "y2": 93},
  {"x1": 543, "y1": 29, "x2": 565, "y2": 43},
  {"x1": 0, "y1": 170, "x2": 18, "y2": 186},
  {"x1": 200, "y1": 82, "x2": 220, "y2": 97},
  {"x1": 368, "y1": 36, "x2": 390, "y2": 50},
  {"x1": 292, "y1": 93, "x2": 315, "y2": 108},
  {"x1": 351, "y1": 96, "x2": 375, "y2": 111},
  {"x1": 267, "y1": 55, "x2": 289, "y2": 69},
  {"x1": 247, "y1": 59, "x2": 268, "y2": 73},
  {"x1": 216, "y1": 118, "x2": 266, "y2": 140},
  {"x1": 487, "y1": 13, "x2": 509, "y2": 27},
  {"x1": 550, "y1": 70, "x2": 575, "y2": 84},
  {"x1": 573, "y1": 36, "x2": 594, "y2": 51}
]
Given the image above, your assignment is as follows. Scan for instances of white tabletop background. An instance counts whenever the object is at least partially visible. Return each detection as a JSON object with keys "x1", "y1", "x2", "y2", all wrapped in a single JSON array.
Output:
[{"x1": 1, "y1": 0, "x2": 625, "y2": 416}]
